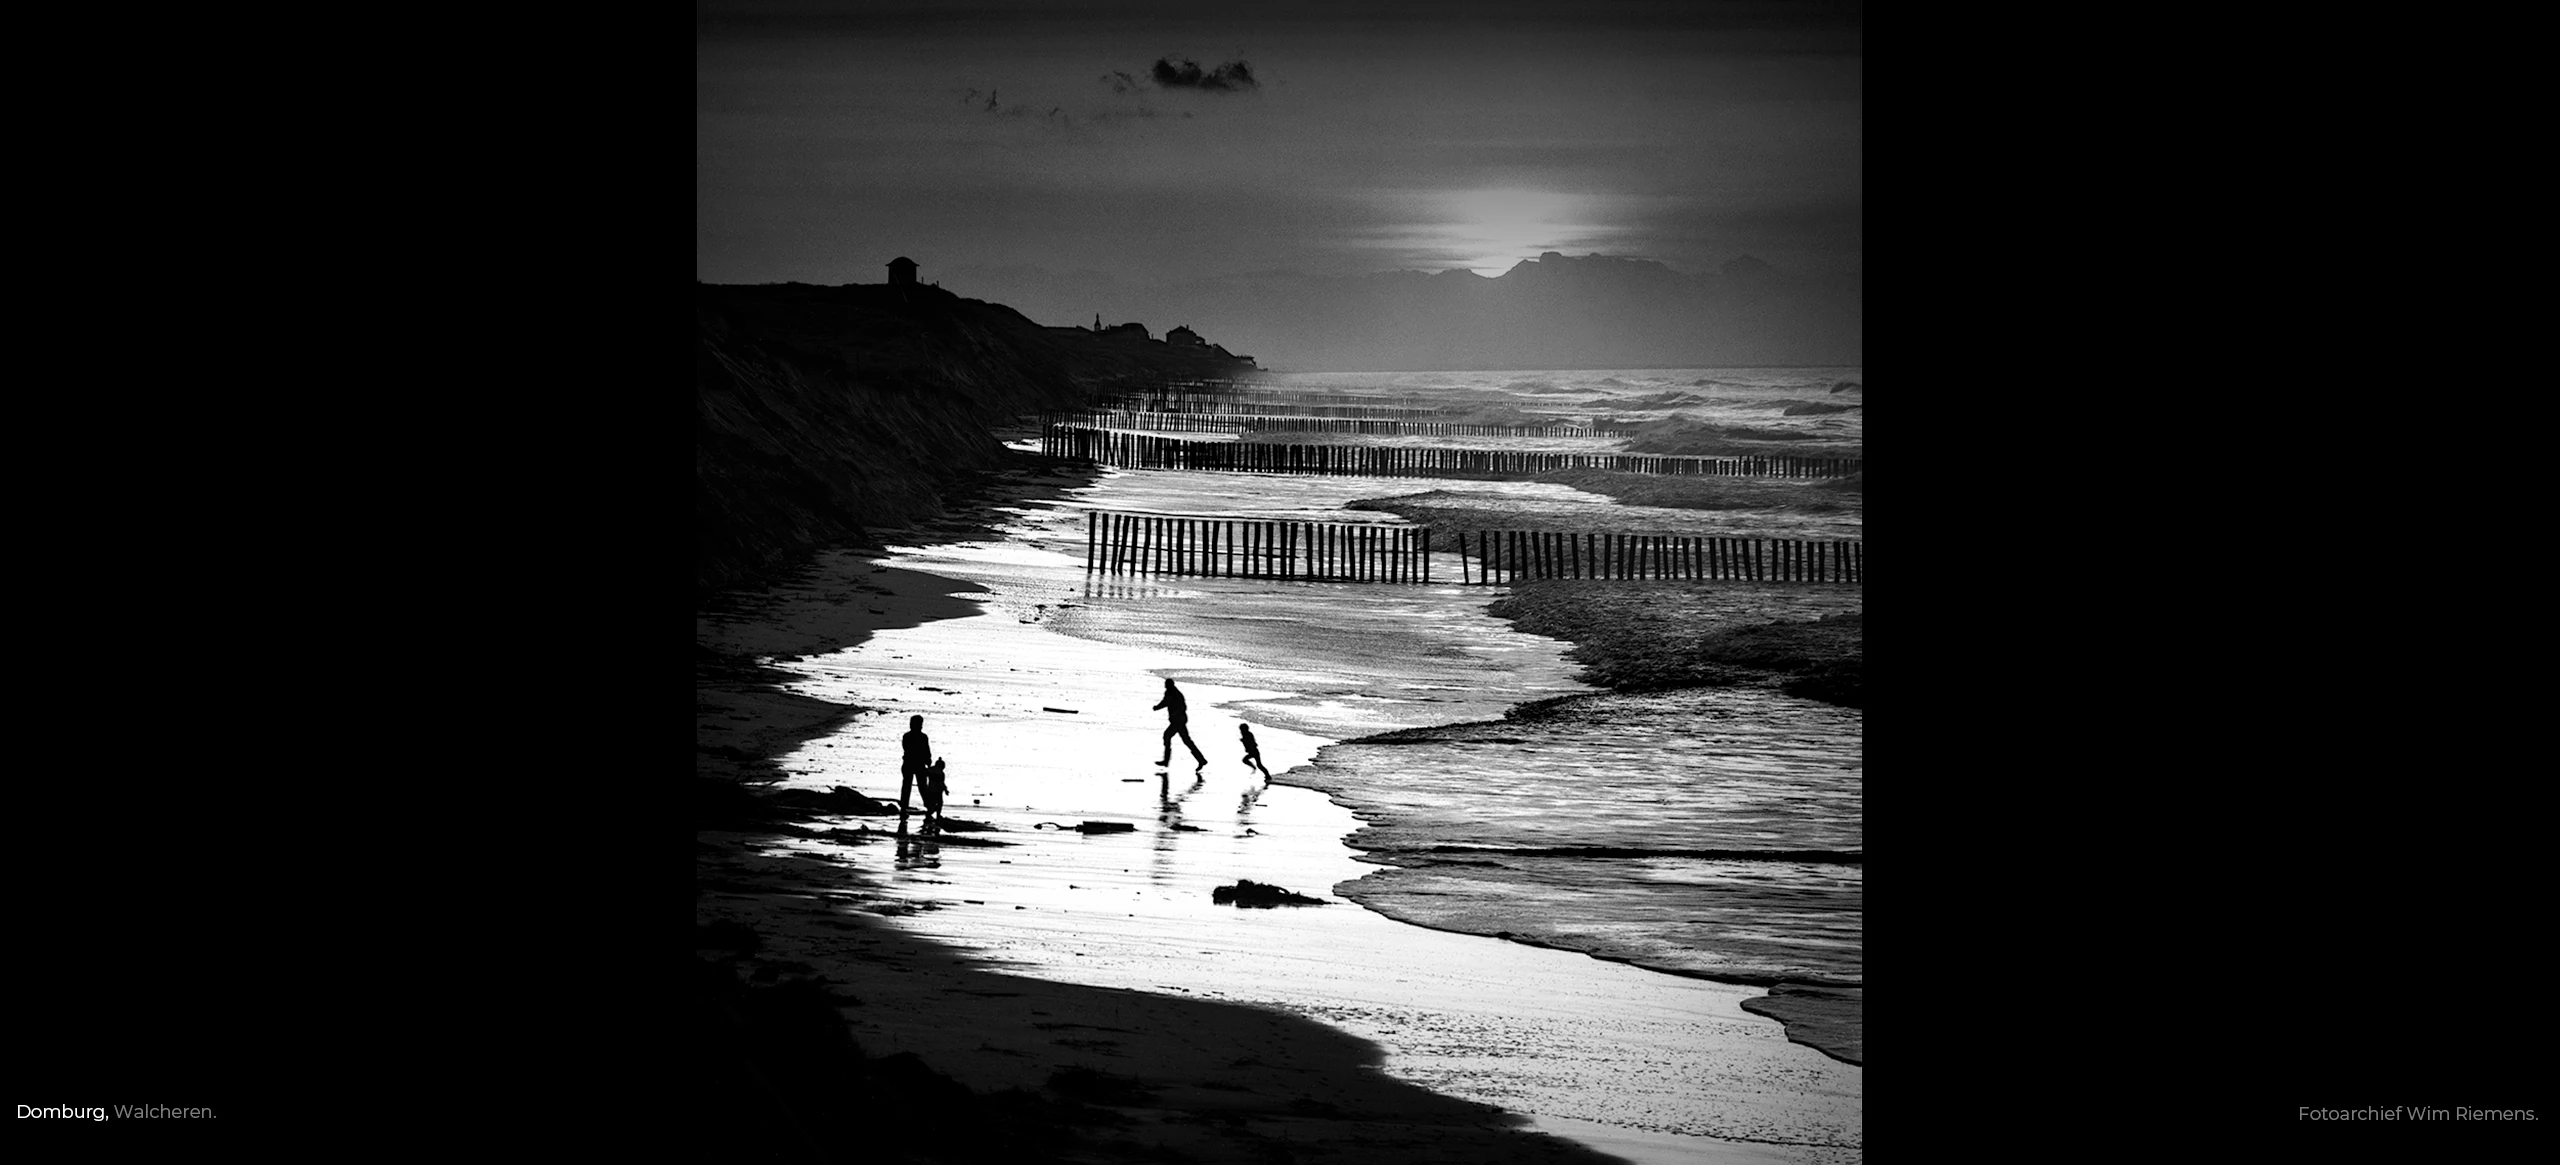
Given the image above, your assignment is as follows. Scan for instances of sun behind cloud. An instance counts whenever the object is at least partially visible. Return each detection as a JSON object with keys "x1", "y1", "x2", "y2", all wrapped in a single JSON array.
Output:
[
  {"x1": 1438, "y1": 188, "x2": 1610, "y2": 274},
  {"x1": 1359, "y1": 187, "x2": 1619, "y2": 275}
]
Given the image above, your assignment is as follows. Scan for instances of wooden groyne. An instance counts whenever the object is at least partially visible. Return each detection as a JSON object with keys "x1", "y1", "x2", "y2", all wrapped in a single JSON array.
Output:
[
  {"x1": 1103, "y1": 398, "x2": 1452, "y2": 420},
  {"x1": 1454, "y1": 531, "x2": 1861, "y2": 585},
  {"x1": 1044, "y1": 424, "x2": 1861, "y2": 479},
  {"x1": 1043, "y1": 411, "x2": 1617, "y2": 439},
  {"x1": 1082, "y1": 511, "x2": 1861, "y2": 585},
  {"x1": 1085, "y1": 511, "x2": 1431, "y2": 582}
]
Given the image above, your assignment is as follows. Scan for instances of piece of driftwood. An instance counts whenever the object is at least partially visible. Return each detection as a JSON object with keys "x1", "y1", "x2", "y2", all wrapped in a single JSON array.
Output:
[{"x1": 1211, "y1": 880, "x2": 1326, "y2": 907}]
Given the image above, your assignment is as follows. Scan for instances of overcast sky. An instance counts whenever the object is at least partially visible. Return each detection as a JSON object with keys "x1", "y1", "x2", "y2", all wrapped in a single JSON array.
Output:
[{"x1": 698, "y1": 1, "x2": 1861, "y2": 286}]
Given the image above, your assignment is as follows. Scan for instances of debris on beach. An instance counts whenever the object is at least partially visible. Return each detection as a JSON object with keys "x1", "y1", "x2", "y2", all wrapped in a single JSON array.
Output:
[
  {"x1": 1041, "y1": 707, "x2": 1079, "y2": 714},
  {"x1": 1036, "y1": 821, "x2": 1137, "y2": 834},
  {"x1": 1211, "y1": 880, "x2": 1327, "y2": 908},
  {"x1": 916, "y1": 832, "x2": 1011, "y2": 847},
  {"x1": 764, "y1": 785, "x2": 902, "y2": 816}
]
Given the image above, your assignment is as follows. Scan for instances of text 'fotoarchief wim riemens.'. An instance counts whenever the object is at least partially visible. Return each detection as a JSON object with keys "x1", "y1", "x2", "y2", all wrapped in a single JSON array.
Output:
[{"x1": 2297, "y1": 1107, "x2": 2539, "y2": 1121}]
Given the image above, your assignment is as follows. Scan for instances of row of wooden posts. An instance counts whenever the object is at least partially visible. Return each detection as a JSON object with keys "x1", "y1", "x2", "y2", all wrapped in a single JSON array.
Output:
[
  {"x1": 1087, "y1": 512, "x2": 1433, "y2": 582},
  {"x1": 1083, "y1": 511, "x2": 1861, "y2": 584},
  {"x1": 1106, "y1": 398, "x2": 1450, "y2": 420},
  {"x1": 1044, "y1": 424, "x2": 1862, "y2": 479},
  {"x1": 1460, "y1": 530, "x2": 1862, "y2": 584},
  {"x1": 1044, "y1": 411, "x2": 1616, "y2": 439}
]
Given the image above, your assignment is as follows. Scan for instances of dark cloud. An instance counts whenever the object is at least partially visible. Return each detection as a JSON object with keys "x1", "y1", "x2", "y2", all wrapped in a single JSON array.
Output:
[{"x1": 1150, "y1": 57, "x2": 1257, "y2": 92}]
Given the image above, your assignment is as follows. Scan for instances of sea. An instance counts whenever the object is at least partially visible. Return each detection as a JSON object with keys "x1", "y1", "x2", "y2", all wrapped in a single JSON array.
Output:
[
  {"x1": 1059, "y1": 366, "x2": 1865, "y2": 989},
  {"x1": 751, "y1": 366, "x2": 1864, "y2": 1139}
]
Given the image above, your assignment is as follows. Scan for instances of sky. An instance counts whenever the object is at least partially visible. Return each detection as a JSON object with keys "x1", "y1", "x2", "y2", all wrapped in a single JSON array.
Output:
[{"x1": 697, "y1": 0, "x2": 1862, "y2": 287}]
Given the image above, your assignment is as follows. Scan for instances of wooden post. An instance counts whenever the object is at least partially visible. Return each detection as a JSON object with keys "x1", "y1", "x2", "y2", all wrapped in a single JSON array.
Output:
[
  {"x1": 1460, "y1": 531, "x2": 1470, "y2": 584},
  {"x1": 1086, "y1": 511, "x2": 1097, "y2": 573},
  {"x1": 1422, "y1": 527, "x2": 1431, "y2": 583}
]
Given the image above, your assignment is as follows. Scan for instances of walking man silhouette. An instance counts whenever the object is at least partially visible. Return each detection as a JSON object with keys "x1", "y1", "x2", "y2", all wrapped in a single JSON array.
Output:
[{"x1": 1154, "y1": 679, "x2": 1207, "y2": 770}]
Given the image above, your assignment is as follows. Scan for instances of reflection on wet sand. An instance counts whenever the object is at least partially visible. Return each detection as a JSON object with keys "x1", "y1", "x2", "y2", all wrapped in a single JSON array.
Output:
[{"x1": 730, "y1": 462, "x2": 1860, "y2": 1157}]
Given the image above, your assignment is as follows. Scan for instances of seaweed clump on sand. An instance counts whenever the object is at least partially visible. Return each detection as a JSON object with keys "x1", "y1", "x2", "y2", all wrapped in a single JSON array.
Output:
[{"x1": 1212, "y1": 880, "x2": 1328, "y2": 907}]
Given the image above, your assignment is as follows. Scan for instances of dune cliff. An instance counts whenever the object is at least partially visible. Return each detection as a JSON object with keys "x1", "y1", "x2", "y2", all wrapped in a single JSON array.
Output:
[{"x1": 696, "y1": 281, "x2": 1255, "y2": 596}]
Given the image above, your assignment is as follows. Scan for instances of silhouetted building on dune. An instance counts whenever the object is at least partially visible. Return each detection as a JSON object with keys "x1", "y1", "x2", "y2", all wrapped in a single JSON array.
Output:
[{"x1": 887, "y1": 256, "x2": 918, "y2": 286}]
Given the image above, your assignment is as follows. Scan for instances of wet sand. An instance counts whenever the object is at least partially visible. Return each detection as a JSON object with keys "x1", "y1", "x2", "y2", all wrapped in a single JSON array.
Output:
[{"x1": 697, "y1": 462, "x2": 1862, "y2": 1162}]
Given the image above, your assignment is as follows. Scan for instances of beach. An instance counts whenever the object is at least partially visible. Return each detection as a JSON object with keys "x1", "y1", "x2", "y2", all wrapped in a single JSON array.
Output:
[{"x1": 696, "y1": 453, "x2": 1861, "y2": 1163}]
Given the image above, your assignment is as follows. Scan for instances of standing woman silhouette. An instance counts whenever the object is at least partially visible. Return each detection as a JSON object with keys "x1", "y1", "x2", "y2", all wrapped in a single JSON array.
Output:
[{"x1": 899, "y1": 715, "x2": 933, "y2": 814}]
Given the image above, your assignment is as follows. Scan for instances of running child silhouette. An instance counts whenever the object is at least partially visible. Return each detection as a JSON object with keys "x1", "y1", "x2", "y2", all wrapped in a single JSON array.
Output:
[{"x1": 1239, "y1": 724, "x2": 1271, "y2": 781}]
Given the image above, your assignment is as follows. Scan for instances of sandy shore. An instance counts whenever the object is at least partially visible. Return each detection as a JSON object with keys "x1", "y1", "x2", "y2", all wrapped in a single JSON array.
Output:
[{"x1": 696, "y1": 464, "x2": 1861, "y2": 1163}]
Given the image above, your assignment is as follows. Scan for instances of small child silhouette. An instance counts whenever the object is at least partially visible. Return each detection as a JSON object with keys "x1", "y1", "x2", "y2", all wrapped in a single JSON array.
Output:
[
  {"x1": 1239, "y1": 724, "x2": 1271, "y2": 781},
  {"x1": 920, "y1": 758, "x2": 948, "y2": 830}
]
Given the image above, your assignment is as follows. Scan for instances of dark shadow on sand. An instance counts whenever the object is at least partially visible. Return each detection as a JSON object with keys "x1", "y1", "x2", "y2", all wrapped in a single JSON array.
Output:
[{"x1": 696, "y1": 806, "x2": 1622, "y2": 1165}]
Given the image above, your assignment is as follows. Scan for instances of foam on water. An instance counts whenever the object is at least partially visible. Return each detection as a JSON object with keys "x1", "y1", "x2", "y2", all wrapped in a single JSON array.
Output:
[
  {"x1": 1296, "y1": 685, "x2": 1863, "y2": 986},
  {"x1": 744, "y1": 373, "x2": 1863, "y2": 1154}
]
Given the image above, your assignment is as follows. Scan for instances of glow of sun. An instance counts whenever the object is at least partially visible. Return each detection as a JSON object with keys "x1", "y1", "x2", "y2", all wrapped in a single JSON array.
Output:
[{"x1": 1433, "y1": 188, "x2": 1597, "y2": 274}]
